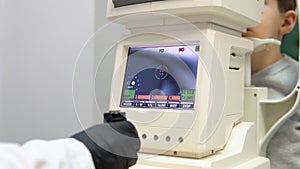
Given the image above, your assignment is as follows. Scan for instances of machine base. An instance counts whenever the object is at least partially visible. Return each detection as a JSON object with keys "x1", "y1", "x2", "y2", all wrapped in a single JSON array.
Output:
[{"x1": 131, "y1": 122, "x2": 270, "y2": 169}]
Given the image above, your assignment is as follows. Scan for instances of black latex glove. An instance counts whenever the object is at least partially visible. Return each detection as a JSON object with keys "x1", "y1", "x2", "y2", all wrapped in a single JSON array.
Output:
[{"x1": 71, "y1": 120, "x2": 140, "y2": 169}]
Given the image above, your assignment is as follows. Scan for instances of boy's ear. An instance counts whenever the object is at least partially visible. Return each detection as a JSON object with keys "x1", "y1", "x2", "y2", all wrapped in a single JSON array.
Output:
[{"x1": 280, "y1": 10, "x2": 297, "y2": 35}]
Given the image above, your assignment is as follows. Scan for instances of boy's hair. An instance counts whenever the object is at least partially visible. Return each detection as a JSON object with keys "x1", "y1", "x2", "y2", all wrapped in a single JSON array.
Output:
[{"x1": 277, "y1": 0, "x2": 296, "y2": 12}]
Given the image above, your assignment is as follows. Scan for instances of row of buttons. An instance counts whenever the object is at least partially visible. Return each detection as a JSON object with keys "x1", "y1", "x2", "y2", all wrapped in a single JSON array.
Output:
[
  {"x1": 141, "y1": 133, "x2": 184, "y2": 143},
  {"x1": 121, "y1": 102, "x2": 194, "y2": 109}
]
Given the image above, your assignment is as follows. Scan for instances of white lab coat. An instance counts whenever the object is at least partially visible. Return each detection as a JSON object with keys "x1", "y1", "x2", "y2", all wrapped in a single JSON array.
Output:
[{"x1": 0, "y1": 138, "x2": 95, "y2": 169}]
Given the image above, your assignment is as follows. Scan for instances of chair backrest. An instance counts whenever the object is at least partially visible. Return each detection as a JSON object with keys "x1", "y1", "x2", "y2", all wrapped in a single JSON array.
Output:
[{"x1": 281, "y1": 20, "x2": 299, "y2": 61}]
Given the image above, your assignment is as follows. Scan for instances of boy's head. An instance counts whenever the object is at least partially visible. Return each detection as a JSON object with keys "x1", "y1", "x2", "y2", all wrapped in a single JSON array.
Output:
[
  {"x1": 277, "y1": 0, "x2": 296, "y2": 13},
  {"x1": 242, "y1": 0, "x2": 297, "y2": 41}
]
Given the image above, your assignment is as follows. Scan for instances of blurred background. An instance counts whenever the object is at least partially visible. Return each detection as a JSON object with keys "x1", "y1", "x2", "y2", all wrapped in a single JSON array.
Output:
[{"x1": 0, "y1": 0, "x2": 123, "y2": 143}]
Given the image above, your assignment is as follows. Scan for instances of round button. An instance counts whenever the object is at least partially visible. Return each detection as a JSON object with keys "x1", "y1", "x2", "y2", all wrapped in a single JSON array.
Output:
[
  {"x1": 154, "y1": 135, "x2": 159, "y2": 141},
  {"x1": 178, "y1": 137, "x2": 184, "y2": 143}
]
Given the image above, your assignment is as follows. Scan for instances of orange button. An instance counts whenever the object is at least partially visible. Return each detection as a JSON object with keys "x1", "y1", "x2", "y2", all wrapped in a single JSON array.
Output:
[
  {"x1": 169, "y1": 95, "x2": 181, "y2": 101},
  {"x1": 136, "y1": 95, "x2": 150, "y2": 100},
  {"x1": 151, "y1": 95, "x2": 168, "y2": 100}
]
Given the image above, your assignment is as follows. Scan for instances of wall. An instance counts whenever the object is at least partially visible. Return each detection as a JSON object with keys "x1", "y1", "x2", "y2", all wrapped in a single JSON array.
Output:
[
  {"x1": 0, "y1": 0, "x2": 4, "y2": 137},
  {"x1": 94, "y1": 0, "x2": 127, "y2": 116},
  {"x1": 0, "y1": 0, "x2": 113, "y2": 143}
]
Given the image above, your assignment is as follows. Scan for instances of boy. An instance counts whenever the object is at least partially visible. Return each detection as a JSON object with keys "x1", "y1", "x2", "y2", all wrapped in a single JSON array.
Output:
[{"x1": 242, "y1": 0, "x2": 299, "y2": 168}]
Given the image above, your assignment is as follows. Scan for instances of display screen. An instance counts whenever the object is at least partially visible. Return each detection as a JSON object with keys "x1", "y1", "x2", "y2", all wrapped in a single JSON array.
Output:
[
  {"x1": 120, "y1": 43, "x2": 199, "y2": 109},
  {"x1": 113, "y1": 0, "x2": 165, "y2": 8}
]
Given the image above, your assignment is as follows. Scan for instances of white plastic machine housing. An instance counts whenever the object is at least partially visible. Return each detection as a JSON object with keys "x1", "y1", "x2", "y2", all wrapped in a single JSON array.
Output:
[
  {"x1": 106, "y1": 0, "x2": 271, "y2": 168},
  {"x1": 106, "y1": 0, "x2": 263, "y2": 32},
  {"x1": 110, "y1": 28, "x2": 252, "y2": 158}
]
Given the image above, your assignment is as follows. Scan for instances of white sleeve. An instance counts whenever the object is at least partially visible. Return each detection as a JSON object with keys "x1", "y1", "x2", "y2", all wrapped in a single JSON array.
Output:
[{"x1": 0, "y1": 138, "x2": 95, "y2": 169}]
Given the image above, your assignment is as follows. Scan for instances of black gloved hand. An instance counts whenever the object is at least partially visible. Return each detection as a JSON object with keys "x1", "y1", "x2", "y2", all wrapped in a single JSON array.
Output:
[{"x1": 71, "y1": 120, "x2": 140, "y2": 169}]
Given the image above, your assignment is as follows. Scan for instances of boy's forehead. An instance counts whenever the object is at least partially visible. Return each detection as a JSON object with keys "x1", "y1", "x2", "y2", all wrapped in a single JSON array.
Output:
[
  {"x1": 265, "y1": 0, "x2": 279, "y2": 6},
  {"x1": 265, "y1": 0, "x2": 276, "y2": 3}
]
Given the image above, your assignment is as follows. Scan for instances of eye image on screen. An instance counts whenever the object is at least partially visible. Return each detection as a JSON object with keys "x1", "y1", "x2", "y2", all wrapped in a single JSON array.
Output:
[{"x1": 120, "y1": 43, "x2": 199, "y2": 109}]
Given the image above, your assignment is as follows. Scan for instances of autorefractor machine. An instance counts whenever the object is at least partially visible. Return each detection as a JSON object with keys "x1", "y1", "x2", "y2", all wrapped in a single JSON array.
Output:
[{"x1": 105, "y1": 0, "x2": 300, "y2": 168}]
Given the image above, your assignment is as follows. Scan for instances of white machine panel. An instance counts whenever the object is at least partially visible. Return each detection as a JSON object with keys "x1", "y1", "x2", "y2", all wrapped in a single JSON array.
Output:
[
  {"x1": 106, "y1": 0, "x2": 264, "y2": 32},
  {"x1": 109, "y1": 26, "x2": 252, "y2": 158}
]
